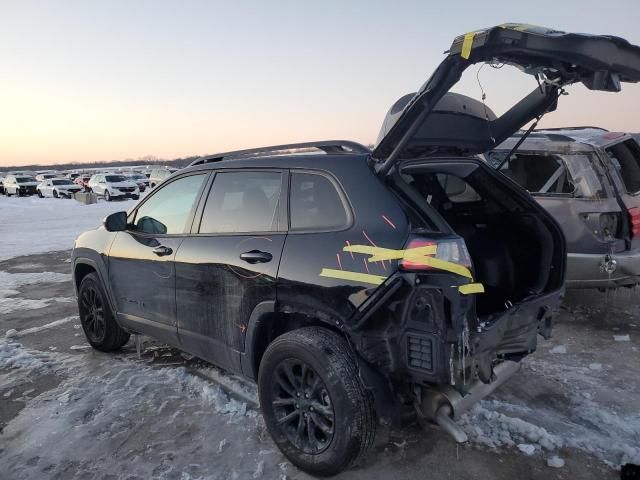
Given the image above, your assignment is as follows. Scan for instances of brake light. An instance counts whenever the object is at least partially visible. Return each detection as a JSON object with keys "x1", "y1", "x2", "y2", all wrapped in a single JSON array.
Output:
[
  {"x1": 629, "y1": 207, "x2": 640, "y2": 239},
  {"x1": 400, "y1": 238, "x2": 472, "y2": 272}
]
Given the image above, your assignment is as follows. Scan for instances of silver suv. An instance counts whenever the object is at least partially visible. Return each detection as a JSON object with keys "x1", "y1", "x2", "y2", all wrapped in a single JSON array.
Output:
[{"x1": 490, "y1": 128, "x2": 640, "y2": 289}]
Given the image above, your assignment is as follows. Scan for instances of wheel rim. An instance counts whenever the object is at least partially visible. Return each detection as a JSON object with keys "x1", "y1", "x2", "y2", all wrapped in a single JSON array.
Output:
[
  {"x1": 79, "y1": 285, "x2": 106, "y2": 342},
  {"x1": 271, "y1": 359, "x2": 335, "y2": 454}
]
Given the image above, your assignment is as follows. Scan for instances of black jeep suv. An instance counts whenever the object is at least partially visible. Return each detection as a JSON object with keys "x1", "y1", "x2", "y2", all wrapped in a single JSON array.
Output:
[{"x1": 72, "y1": 25, "x2": 640, "y2": 476}]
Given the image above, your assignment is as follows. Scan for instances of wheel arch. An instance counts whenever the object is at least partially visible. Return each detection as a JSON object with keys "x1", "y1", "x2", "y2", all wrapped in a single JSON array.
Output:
[
  {"x1": 243, "y1": 302, "x2": 399, "y2": 424},
  {"x1": 73, "y1": 255, "x2": 118, "y2": 316}
]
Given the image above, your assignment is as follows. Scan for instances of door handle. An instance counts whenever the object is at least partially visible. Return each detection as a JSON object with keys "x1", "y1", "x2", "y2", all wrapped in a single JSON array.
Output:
[
  {"x1": 152, "y1": 245, "x2": 173, "y2": 256},
  {"x1": 240, "y1": 250, "x2": 273, "y2": 264}
]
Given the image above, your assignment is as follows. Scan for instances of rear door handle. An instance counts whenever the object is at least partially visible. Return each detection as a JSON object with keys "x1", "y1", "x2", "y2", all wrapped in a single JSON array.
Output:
[
  {"x1": 240, "y1": 250, "x2": 273, "y2": 264},
  {"x1": 152, "y1": 245, "x2": 173, "y2": 256}
]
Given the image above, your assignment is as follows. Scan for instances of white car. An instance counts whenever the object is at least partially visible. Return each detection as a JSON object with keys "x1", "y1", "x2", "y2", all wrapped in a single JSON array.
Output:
[
  {"x1": 35, "y1": 173, "x2": 59, "y2": 182},
  {"x1": 149, "y1": 168, "x2": 177, "y2": 188},
  {"x1": 37, "y1": 178, "x2": 83, "y2": 199},
  {"x1": 3, "y1": 175, "x2": 39, "y2": 196},
  {"x1": 88, "y1": 173, "x2": 140, "y2": 201}
]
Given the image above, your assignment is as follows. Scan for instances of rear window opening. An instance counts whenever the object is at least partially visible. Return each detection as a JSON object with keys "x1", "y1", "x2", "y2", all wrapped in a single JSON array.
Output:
[
  {"x1": 605, "y1": 139, "x2": 640, "y2": 194},
  {"x1": 399, "y1": 164, "x2": 562, "y2": 317}
]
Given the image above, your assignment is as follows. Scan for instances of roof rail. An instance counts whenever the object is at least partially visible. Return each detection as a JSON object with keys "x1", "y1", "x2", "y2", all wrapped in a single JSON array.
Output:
[
  {"x1": 534, "y1": 126, "x2": 609, "y2": 132},
  {"x1": 189, "y1": 140, "x2": 371, "y2": 167}
]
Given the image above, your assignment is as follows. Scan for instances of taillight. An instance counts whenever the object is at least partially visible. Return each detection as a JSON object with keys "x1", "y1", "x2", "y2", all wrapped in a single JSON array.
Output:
[
  {"x1": 400, "y1": 237, "x2": 472, "y2": 272},
  {"x1": 629, "y1": 207, "x2": 640, "y2": 239}
]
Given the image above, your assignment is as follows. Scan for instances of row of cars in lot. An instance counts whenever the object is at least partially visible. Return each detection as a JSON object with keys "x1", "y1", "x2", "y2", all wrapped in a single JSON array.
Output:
[{"x1": 0, "y1": 167, "x2": 178, "y2": 200}]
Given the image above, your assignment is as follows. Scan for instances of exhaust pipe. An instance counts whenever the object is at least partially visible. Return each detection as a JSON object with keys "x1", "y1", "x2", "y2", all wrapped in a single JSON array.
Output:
[{"x1": 419, "y1": 360, "x2": 521, "y2": 443}]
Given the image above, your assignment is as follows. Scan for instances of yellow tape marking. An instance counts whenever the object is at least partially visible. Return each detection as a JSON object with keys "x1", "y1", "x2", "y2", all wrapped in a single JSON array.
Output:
[
  {"x1": 344, "y1": 244, "x2": 437, "y2": 263},
  {"x1": 342, "y1": 244, "x2": 473, "y2": 279},
  {"x1": 498, "y1": 23, "x2": 541, "y2": 32},
  {"x1": 458, "y1": 283, "x2": 485, "y2": 295},
  {"x1": 461, "y1": 32, "x2": 476, "y2": 59},
  {"x1": 319, "y1": 268, "x2": 385, "y2": 286}
]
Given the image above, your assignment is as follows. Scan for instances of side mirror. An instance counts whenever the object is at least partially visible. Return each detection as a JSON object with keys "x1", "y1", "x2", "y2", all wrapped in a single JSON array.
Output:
[{"x1": 104, "y1": 211, "x2": 128, "y2": 232}]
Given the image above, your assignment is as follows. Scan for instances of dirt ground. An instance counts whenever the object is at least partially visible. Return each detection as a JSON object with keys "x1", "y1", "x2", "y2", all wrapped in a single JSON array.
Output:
[{"x1": 1, "y1": 250, "x2": 638, "y2": 480}]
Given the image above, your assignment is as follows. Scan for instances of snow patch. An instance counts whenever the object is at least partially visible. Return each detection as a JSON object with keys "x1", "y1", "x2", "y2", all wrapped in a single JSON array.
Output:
[
  {"x1": 0, "y1": 196, "x2": 141, "y2": 261},
  {"x1": 547, "y1": 455, "x2": 565, "y2": 468},
  {"x1": 549, "y1": 345, "x2": 567, "y2": 354},
  {"x1": 613, "y1": 335, "x2": 631, "y2": 342}
]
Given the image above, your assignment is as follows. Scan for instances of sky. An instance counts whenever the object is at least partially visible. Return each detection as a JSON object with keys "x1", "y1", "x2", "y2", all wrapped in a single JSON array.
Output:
[{"x1": 1, "y1": 0, "x2": 640, "y2": 167}]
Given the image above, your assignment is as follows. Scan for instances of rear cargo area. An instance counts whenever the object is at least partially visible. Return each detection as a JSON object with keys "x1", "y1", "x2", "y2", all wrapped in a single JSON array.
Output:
[{"x1": 397, "y1": 159, "x2": 565, "y2": 317}]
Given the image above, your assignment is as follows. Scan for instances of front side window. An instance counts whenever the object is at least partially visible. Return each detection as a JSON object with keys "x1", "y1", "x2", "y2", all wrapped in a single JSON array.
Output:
[
  {"x1": 290, "y1": 172, "x2": 349, "y2": 230},
  {"x1": 199, "y1": 171, "x2": 284, "y2": 234},
  {"x1": 133, "y1": 174, "x2": 206, "y2": 235}
]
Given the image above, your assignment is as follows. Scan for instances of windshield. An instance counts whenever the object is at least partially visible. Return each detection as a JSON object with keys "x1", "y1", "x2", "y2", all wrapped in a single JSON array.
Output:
[
  {"x1": 129, "y1": 175, "x2": 145, "y2": 180},
  {"x1": 52, "y1": 179, "x2": 74, "y2": 185},
  {"x1": 17, "y1": 177, "x2": 36, "y2": 183},
  {"x1": 105, "y1": 175, "x2": 127, "y2": 183}
]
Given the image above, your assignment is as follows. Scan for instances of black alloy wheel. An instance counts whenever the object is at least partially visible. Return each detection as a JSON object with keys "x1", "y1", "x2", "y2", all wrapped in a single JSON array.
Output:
[
  {"x1": 79, "y1": 283, "x2": 106, "y2": 344},
  {"x1": 77, "y1": 273, "x2": 130, "y2": 351},
  {"x1": 271, "y1": 358, "x2": 335, "y2": 454}
]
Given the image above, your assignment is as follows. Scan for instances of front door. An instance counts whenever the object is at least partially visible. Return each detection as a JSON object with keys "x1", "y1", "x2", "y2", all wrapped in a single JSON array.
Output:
[
  {"x1": 108, "y1": 172, "x2": 209, "y2": 345},
  {"x1": 175, "y1": 170, "x2": 287, "y2": 373}
]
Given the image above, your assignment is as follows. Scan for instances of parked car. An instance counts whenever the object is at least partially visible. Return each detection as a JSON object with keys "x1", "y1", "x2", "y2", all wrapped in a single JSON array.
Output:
[
  {"x1": 37, "y1": 178, "x2": 83, "y2": 198},
  {"x1": 125, "y1": 173, "x2": 149, "y2": 192},
  {"x1": 0, "y1": 176, "x2": 4, "y2": 195},
  {"x1": 87, "y1": 174, "x2": 140, "y2": 201},
  {"x1": 488, "y1": 128, "x2": 640, "y2": 290},
  {"x1": 3, "y1": 174, "x2": 38, "y2": 196},
  {"x1": 149, "y1": 168, "x2": 177, "y2": 188},
  {"x1": 71, "y1": 25, "x2": 640, "y2": 476},
  {"x1": 35, "y1": 173, "x2": 58, "y2": 182},
  {"x1": 74, "y1": 175, "x2": 92, "y2": 192}
]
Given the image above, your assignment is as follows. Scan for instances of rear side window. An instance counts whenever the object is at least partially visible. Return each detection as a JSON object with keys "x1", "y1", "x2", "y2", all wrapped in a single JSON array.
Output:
[
  {"x1": 606, "y1": 139, "x2": 640, "y2": 194},
  {"x1": 133, "y1": 174, "x2": 206, "y2": 234},
  {"x1": 290, "y1": 172, "x2": 349, "y2": 230},
  {"x1": 199, "y1": 171, "x2": 284, "y2": 233},
  {"x1": 493, "y1": 152, "x2": 604, "y2": 198}
]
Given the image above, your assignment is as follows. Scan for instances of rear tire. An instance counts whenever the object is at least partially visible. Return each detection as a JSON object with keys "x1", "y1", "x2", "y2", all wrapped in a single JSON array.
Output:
[
  {"x1": 77, "y1": 272, "x2": 130, "y2": 352},
  {"x1": 258, "y1": 327, "x2": 376, "y2": 476},
  {"x1": 53, "y1": 190, "x2": 59, "y2": 198},
  {"x1": 37, "y1": 190, "x2": 43, "y2": 198}
]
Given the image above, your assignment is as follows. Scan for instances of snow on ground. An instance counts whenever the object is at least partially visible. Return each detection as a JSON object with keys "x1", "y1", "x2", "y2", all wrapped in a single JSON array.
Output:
[
  {"x1": 0, "y1": 271, "x2": 72, "y2": 314},
  {"x1": 0, "y1": 340, "x2": 268, "y2": 480},
  {"x1": 0, "y1": 195, "x2": 140, "y2": 261}
]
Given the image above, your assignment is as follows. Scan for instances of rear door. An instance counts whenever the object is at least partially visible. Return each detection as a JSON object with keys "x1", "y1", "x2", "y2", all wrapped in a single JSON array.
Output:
[{"x1": 174, "y1": 169, "x2": 287, "y2": 373}]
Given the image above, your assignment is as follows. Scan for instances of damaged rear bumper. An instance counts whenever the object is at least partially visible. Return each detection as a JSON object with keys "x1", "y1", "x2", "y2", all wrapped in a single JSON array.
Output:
[{"x1": 566, "y1": 250, "x2": 640, "y2": 289}]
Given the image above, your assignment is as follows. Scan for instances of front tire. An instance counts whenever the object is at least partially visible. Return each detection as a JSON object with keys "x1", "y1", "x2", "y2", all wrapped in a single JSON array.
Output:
[
  {"x1": 78, "y1": 273, "x2": 130, "y2": 352},
  {"x1": 53, "y1": 190, "x2": 59, "y2": 198},
  {"x1": 104, "y1": 190, "x2": 111, "y2": 201},
  {"x1": 258, "y1": 327, "x2": 376, "y2": 476},
  {"x1": 37, "y1": 190, "x2": 44, "y2": 198}
]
